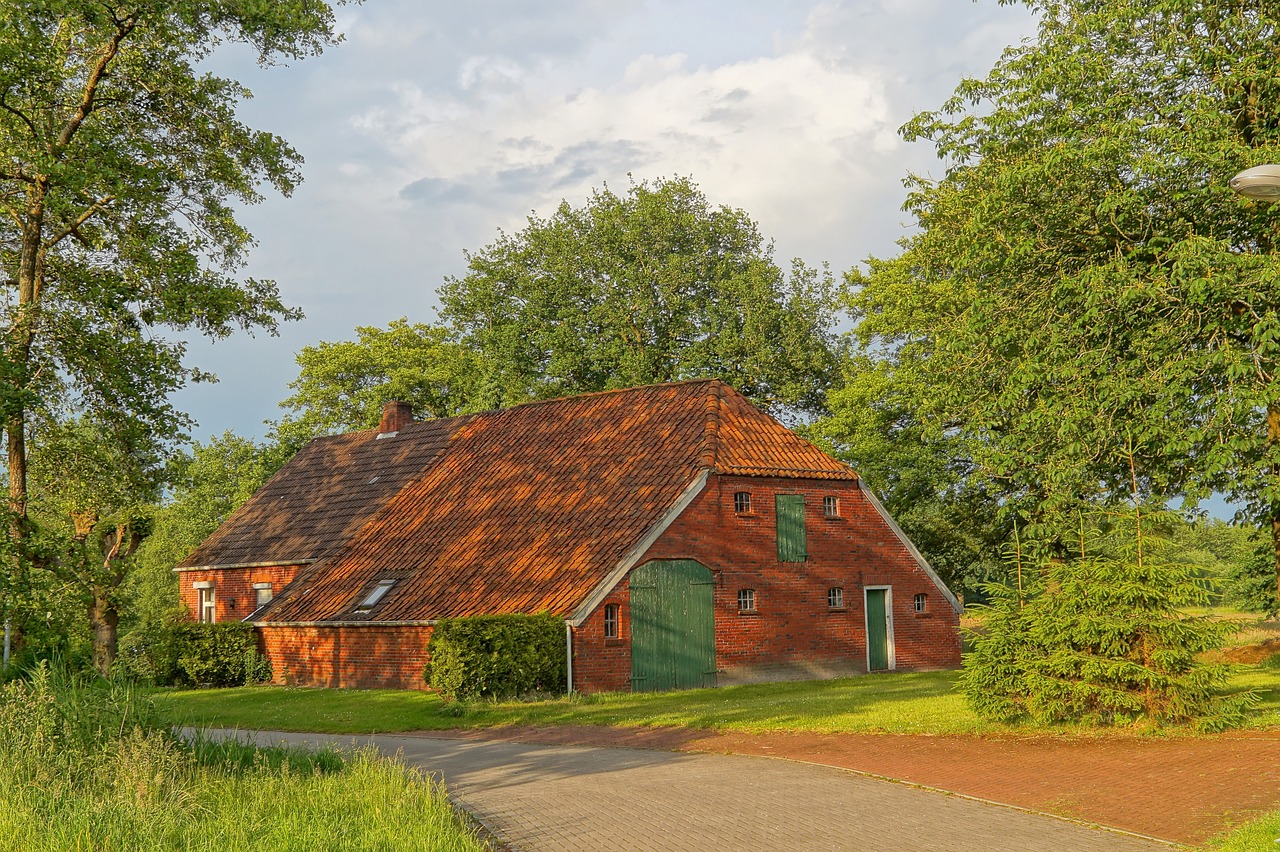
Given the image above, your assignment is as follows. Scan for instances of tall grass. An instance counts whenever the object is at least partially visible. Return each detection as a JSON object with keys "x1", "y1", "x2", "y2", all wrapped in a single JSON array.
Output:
[{"x1": 0, "y1": 665, "x2": 484, "y2": 851}]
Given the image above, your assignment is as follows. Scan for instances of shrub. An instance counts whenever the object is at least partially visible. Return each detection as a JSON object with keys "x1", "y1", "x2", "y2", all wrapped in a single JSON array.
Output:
[
  {"x1": 961, "y1": 508, "x2": 1257, "y2": 731},
  {"x1": 425, "y1": 613, "x2": 566, "y2": 700},
  {"x1": 172, "y1": 622, "x2": 273, "y2": 687}
]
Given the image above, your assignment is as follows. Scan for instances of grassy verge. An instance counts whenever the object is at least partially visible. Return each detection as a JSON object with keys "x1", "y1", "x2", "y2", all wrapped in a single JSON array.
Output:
[
  {"x1": 152, "y1": 661, "x2": 1280, "y2": 737},
  {"x1": 1206, "y1": 809, "x2": 1280, "y2": 850},
  {"x1": 1, "y1": 667, "x2": 484, "y2": 851}
]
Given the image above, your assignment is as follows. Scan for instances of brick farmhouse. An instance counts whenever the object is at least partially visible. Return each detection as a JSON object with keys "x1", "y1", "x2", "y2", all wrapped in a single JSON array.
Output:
[{"x1": 177, "y1": 380, "x2": 962, "y2": 691}]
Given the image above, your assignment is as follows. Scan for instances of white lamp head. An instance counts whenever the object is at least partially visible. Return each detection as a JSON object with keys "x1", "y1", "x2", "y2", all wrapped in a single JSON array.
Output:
[{"x1": 1230, "y1": 164, "x2": 1280, "y2": 200}]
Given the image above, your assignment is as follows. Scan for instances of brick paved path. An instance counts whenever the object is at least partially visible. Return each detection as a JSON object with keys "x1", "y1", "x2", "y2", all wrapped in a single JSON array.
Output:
[
  {"x1": 437, "y1": 725, "x2": 1280, "y2": 845},
  {"x1": 235, "y1": 730, "x2": 1174, "y2": 851}
]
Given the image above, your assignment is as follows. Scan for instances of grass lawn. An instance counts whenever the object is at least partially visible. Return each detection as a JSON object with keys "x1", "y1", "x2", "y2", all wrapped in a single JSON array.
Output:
[
  {"x1": 153, "y1": 659, "x2": 1280, "y2": 737},
  {"x1": 1208, "y1": 809, "x2": 1280, "y2": 851}
]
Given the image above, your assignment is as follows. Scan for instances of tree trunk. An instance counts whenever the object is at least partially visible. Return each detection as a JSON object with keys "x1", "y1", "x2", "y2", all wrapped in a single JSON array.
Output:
[{"x1": 89, "y1": 589, "x2": 118, "y2": 677}]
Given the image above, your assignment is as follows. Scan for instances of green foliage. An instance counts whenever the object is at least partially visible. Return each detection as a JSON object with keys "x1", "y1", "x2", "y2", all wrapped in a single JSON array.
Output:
[
  {"x1": 276, "y1": 319, "x2": 485, "y2": 444},
  {"x1": 844, "y1": 0, "x2": 1280, "y2": 598},
  {"x1": 125, "y1": 432, "x2": 288, "y2": 637},
  {"x1": 810, "y1": 354, "x2": 1006, "y2": 596},
  {"x1": 426, "y1": 613, "x2": 567, "y2": 700},
  {"x1": 170, "y1": 621, "x2": 272, "y2": 685},
  {"x1": 440, "y1": 176, "x2": 840, "y2": 418},
  {"x1": 0, "y1": 665, "x2": 485, "y2": 851},
  {"x1": 962, "y1": 509, "x2": 1257, "y2": 730}
]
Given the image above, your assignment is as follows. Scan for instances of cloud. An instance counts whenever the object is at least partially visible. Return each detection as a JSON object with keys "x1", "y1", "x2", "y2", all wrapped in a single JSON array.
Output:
[{"x1": 351, "y1": 42, "x2": 897, "y2": 267}]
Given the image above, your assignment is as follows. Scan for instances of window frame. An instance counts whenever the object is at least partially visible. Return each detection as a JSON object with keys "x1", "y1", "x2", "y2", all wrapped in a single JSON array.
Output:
[
  {"x1": 737, "y1": 588, "x2": 757, "y2": 614},
  {"x1": 355, "y1": 579, "x2": 398, "y2": 613},
  {"x1": 253, "y1": 582, "x2": 273, "y2": 609},
  {"x1": 823, "y1": 495, "x2": 839, "y2": 518},
  {"x1": 827, "y1": 586, "x2": 844, "y2": 609},
  {"x1": 914, "y1": 593, "x2": 927, "y2": 614},
  {"x1": 603, "y1": 603, "x2": 619, "y2": 639},
  {"x1": 733, "y1": 491, "x2": 752, "y2": 514},
  {"x1": 197, "y1": 587, "x2": 216, "y2": 624}
]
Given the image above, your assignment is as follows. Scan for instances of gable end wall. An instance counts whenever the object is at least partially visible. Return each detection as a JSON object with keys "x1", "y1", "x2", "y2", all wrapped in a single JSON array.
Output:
[{"x1": 571, "y1": 474, "x2": 961, "y2": 693}]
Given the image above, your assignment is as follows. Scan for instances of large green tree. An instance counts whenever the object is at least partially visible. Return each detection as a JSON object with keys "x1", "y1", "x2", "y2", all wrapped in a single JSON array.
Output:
[
  {"x1": 28, "y1": 416, "x2": 160, "y2": 674},
  {"x1": 275, "y1": 319, "x2": 483, "y2": 443},
  {"x1": 848, "y1": 1, "x2": 1280, "y2": 594},
  {"x1": 0, "y1": 0, "x2": 341, "y2": 551},
  {"x1": 440, "y1": 176, "x2": 840, "y2": 418}
]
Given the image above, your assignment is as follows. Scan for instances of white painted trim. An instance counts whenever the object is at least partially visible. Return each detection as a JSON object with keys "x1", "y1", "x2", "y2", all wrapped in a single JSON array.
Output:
[
  {"x1": 857, "y1": 480, "x2": 963, "y2": 613},
  {"x1": 173, "y1": 559, "x2": 317, "y2": 573},
  {"x1": 864, "y1": 585, "x2": 896, "y2": 672},
  {"x1": 192, "y1": 581, "x2": 214, "y2": 590},
  {"x1": 568, "y1": 469, "x2": 710, "y2": 628},
  {"x1": 251, "y1": 582, "x2": 273, "y2": 590}
]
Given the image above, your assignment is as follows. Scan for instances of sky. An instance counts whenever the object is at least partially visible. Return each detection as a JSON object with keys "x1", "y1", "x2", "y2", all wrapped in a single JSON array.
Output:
[{"x1": 176, "y1": 0, "x2": 1040, "y2": 443}]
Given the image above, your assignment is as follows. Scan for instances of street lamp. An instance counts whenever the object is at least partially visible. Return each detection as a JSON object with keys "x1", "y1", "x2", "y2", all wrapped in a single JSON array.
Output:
[{"x1": 1230, "y1": 164, "x2": 1280, "y2": 200}]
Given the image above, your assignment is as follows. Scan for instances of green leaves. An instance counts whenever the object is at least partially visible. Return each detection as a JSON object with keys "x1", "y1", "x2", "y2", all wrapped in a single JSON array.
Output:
[{"x1": 439, "y1": 176, "x2": 840, "y2": 418}]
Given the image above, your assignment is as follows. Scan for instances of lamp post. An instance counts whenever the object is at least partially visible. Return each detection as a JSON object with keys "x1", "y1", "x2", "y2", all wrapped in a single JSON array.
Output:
[
  {"x1": 1231, "y1": 164, "x2": 1280, "y2": 200},
  {"x1": 1230, "y1": 164, "x2": 1280, "y2": 607}
]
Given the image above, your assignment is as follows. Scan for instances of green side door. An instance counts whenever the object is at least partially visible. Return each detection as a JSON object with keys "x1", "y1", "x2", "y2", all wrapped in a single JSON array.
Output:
[
  {"x1": 630, "y1": 560, "x2": 716, "y2": 692},
  {"x1": 866, "y1": 588, "x2": 891, "y2": 672}
]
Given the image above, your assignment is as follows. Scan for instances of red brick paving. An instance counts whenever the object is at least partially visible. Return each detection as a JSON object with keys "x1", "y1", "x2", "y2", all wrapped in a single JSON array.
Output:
[{"x1": 431, "y1": 725, "x2": 1280, "y2": 845}]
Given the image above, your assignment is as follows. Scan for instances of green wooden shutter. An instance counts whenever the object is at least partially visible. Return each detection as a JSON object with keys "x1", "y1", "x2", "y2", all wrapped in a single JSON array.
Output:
[{"x1": 776, "y1": 494, "x2": 806, "y2": 562}]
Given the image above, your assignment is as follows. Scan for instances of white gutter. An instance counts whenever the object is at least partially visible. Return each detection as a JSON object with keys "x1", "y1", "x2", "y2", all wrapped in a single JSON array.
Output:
[
  {"x1": 565, "y1": 621, "x2": 574, "y2": 694},
  {"x1": 173, "y1": 559, "x2": 317, "y2": 573}
]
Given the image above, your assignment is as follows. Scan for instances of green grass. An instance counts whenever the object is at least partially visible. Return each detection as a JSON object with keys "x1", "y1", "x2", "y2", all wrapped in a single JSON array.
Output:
[
  {"x1": 1206, "y1": 808, "x2": 1280, "y2": 851},
  {"x1": 152, "y1": 661, "x2": 1280, "y2": 737},
  {"x1": 0, "y1": 667, "x2": 485, "y2": 851}
]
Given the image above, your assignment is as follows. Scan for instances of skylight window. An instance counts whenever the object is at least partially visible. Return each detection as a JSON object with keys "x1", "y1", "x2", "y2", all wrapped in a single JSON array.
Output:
[{"x1": 355, "y1": 579, "x2": 397, "y2": 612}]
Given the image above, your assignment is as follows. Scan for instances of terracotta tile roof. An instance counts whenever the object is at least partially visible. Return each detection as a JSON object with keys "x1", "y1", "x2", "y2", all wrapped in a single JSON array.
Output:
[
  {"x1": 207, "y1": 380, "x2": 856, "y2": 624},
  {"x1": 177, "y1": 417, "x2": 468, "y2": 569}
]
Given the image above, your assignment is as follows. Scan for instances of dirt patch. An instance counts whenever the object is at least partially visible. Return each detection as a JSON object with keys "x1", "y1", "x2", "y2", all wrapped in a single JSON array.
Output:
[
  {"x1": 423, "y1": 725, "x2": 1280, "y2": 845},
  {"x1": 1219, "y1": 638, "x2": 1280, "y2": 665}
]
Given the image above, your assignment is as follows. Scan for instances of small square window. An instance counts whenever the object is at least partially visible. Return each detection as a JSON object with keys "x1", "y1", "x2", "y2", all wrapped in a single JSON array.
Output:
[
  {"x1": 914, "y1": 593, "x2": 927, "y2": 613},
  {"x1": 738, "y1": 589, "x2": 756, "y2": 612},
  {"x1": 355, "y1": 579, "x2": 397, "y2": 612},
  {"x1": 734, "y1": 492, "x2": 752, "y2": 514},
  {"x1": 253, "y1": 583, "x2": 273, "y2": 609},
  {"x1": 604, "y1": 603, "x2": 619, "y2": 639},
  {"x1": 827, "y1": 587, "x2": 844, "y2": 609},
  {"x1": 823, "y1": 496, "x2": 839, "y2": 517}
]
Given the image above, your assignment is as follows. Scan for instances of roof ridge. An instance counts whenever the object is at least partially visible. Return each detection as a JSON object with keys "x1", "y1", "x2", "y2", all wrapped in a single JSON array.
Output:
[
  {"x1": 471, "y1": 378, "x2": 725, "y2": 416},
  {"x1": 699, "y1": 380, "x2": 722, "y2": 469}
]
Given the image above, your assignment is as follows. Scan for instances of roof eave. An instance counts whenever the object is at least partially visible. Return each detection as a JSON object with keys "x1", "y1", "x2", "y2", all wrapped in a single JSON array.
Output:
[{"x1": 173, "y1": 559, "x2": 319, "y2": 573}]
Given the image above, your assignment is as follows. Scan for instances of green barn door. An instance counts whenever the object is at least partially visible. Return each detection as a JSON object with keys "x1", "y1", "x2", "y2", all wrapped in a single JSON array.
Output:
[
  {"x1": 630, "y1": 560, "x2": 716, "y2": 692},
  {"x1": 866, "y1": 588, "x2": 891, "y2": 672}
]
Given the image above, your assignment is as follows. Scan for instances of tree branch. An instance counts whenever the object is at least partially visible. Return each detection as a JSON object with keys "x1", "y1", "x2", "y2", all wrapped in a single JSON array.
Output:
[
  {"x1": 54, "y1": 12, "x2": 138, "y2": 152},
  {"x1": 0, "y1": 96, "x2": 40, "y2": 144},
  {"x1": 46, "y1": 195, "x2": 116, "y2": 247}
]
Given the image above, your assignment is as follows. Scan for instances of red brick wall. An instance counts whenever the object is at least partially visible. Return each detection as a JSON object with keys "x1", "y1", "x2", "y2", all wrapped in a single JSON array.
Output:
[
  {"x1": 570, "y1": 474, "x2": 961, "y2": 693},
  {"x1": 176, "y1": 565, "x2": 301, "y2": 623},
  {"x1": 257, "y1": 625, "x2": 433, "y2": 690}
]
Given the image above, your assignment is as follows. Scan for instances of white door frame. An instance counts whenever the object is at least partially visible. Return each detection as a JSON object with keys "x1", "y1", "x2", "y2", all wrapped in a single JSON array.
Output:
[{"x1": 863, "y1": 585, "x2": 896, "y2": 671}]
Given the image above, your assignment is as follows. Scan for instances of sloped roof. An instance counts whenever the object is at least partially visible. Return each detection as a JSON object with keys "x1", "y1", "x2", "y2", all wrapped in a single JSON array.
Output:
[
  {"x1": 199, "y1": 380, "x2": 858, "y2": 624},
  {"x1": 177, "y1": 417, "x2": 468, "y2": 569}
]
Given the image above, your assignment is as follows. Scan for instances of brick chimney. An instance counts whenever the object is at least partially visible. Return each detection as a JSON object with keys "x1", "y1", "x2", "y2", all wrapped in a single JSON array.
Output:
[{"x1": 378, "y1": 400, "x2": 414, "y2": 434}]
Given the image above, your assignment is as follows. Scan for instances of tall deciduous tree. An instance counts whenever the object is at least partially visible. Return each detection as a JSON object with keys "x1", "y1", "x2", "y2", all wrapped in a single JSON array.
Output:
[
  {"x1": 275, "y1": 319, "x2": 483, "y2": 444},
  {"x1": 0, "y1": 1, "x2": 341, "y2": 552},
  {"x1": 848, "y1": 1, "x2": 1280, "y2": 593},
  {"x1": 29, "y1": 416, "x2": 161, "y2": 674},
  {"x1": 440, "y1": 177, "x2": 840, "y2": 418}
]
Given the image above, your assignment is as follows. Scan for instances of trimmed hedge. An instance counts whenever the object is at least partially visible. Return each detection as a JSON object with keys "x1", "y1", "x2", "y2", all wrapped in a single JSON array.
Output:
[
  {"x1": 119, "y1": 621, "x2": 272, "y2": 687},
  {"x1": 425, "y1": 613, "x2": 566, "y2": 700}
]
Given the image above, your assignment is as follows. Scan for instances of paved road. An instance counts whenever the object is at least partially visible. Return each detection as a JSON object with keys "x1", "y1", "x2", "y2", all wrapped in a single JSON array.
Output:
[{"x1": 221, "y1": 730, "x2": 1177, "y2": 851}]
